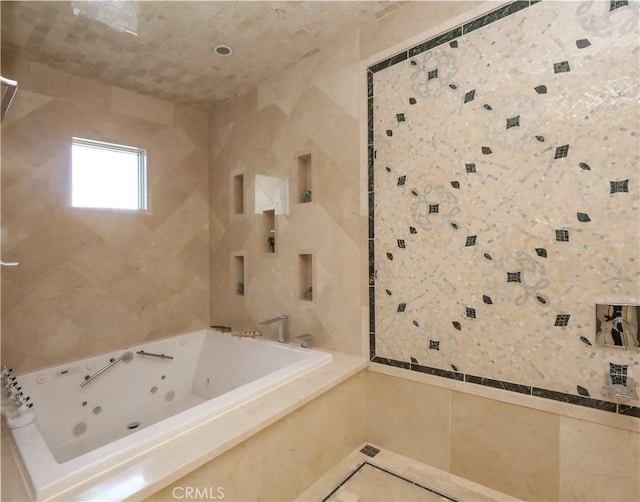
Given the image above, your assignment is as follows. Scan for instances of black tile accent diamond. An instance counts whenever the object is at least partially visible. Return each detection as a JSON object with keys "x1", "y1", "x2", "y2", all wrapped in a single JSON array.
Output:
[
  {"x1": 452, "y1": 321, "x2": 461, "y2": 330},
  {"x1": 536, "y1": 295, "x2": 548, "y2": 305},
  {"x1": 409, "y1": 226, "x2": 417, "y2": 234},
  {"x1": 554, "y1": 144, "x2": 570, "y2": 158},
  {"x1": 577, "y1": 212, "x2": 591, "y2": 222},
  {"x1": 579, "y1": 162, "x2": 591, "y2": 170},
  {"x1": 555, "y1": 229, "x2": 569, "y2": 242},
  {"x1": 576, "y1": 39, "x2": 591, "y2": 49},
  {"x1": 610, "y1": 0, "x2": 629, "y2": 11},
  {"x1": 610, "y1": 179, "x2": 629, "y2": 193},
  {"x1": 411, "y1": 189, "x2": 419, "y2": 196},
  {"x1": 482, "y1": 146, "x2": 493, "y2": 155},
  {"x1": 397, "y1": 239, "x2": 406, "y2": 248},
  {"x1": 464, "y1": 89, "x2": 476, "y2": 103},
  {"x1": 535, "y1": 135, "x2": 545, "y2": 142},
  {"x1": 427, "y1": 69, "x2": 439, "y2": 80},
  {"x1": 386, "y1": 252, "x2": 393, "y2": 260},
  {"x1": 466, "y1": 307, "x2": 476, "y2": 319},
  {"x1": 466, "y1": 163, "x2": 477, "y2": 173},
  {"x1": 577, "y1": 386, "x2": 590, "y2": 397},
  {"x1": 483, "y1": 104, "x2": 493, "y2": 110},
  {"x1": 451, "y1": 181, "x2": 460, "y2": 189},
  {"x1": 506, "y1": 115, "x2": 520, "y2": 129},
  {"x1": 396, "y1": 113, "x2": 406, "y2": 122},
  {"x1": 413, "y1": 320, "x2": 419, "y2": 327},
  {"x1": 554, "y1": 314, "x2": 571, "y2": 327},
  {"x1": 451, "y1": 364, "x2": 459, "y2": 371},
  {"x1": 428, "y1": 204, "x2": 439, "y2": 214},
  {"x1": 579, "y1": 336, "x2": 592, "y2": 346},
  {"x1": 451, "y1": 222, "x2": 459, "y2": 230},
  {"x1": 483, "y1": 295, "x2": 493, "y2": 304},
  {"x1": 409, "y1": 97, "x2": 417, "y2": 105},
  {"x1": 385, "y1": 166, "x2": 391, "y2": 173},
  {"x1": 397, "y1": 175, "x2": 406, "y2": 186},
  {"x1": 534, "y1": 85, "x2": 548, "y2": 94},
  {"x1": 484, "y1": 253, "x2": 493, "y2": 260},
  {"x1": 429, "y1": 340, "x2": 440, "y2": 350},
  {"x1": 553, "y1": 61, "x2": 570, "y2": 73},
  {"x1": 449, "y1": 84, "x2": 458, "y2": 90},
  {"x1": 360, "y1": 445, "x2": 380, "y2": 457},
  {"x1": 507, "y1": 272, "x2": 522, "y2": 283},
  {"x1": 385, "y1": 289, "x2": 392, "y2": 295},
  {"x1": 449, "y1": 40, "x2": 458, "y2": 48},
  {"x1": 386, "y1": 129, "x2": 393, "y2": 137},
  {"x1": 535, "y1": 247, "x2": 548, "y2": 258},
  {"x1": 465, "y1": 235, "x2": 477, "y2": 246},
  {"x1": 411, "y1": 356, "x2": 418, "y2": 363},
  {"x1": 397, "y1": 303, "x2": 407, "y2": 312}
]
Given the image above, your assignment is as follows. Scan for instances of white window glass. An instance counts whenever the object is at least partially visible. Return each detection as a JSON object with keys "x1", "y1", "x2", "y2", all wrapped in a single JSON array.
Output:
[{"x1": 71, "y1": 138, "x2": 147, "y2": 210}]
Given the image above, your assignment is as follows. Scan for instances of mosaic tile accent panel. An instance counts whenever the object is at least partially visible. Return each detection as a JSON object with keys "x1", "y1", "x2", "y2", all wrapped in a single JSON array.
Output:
[{"x1": 368, "y1": 1, "x2": 640, "y2": 407}]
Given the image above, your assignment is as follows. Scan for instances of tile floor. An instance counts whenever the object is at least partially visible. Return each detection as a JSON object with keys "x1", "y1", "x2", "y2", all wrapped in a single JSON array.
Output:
[{"x1": 296, "y1": 444, "x2": 523, "y2": 502}]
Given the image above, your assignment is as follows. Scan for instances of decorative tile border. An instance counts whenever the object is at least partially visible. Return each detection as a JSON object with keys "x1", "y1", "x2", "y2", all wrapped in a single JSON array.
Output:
[{"x1": 367, "y1": 0, "x2": 639, "y2": 419}]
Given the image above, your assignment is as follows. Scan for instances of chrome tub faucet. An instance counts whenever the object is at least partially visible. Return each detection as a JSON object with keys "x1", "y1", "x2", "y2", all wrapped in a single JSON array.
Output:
[{"x1": 258, "y1": 315, "x2": 288, "y2": 343}]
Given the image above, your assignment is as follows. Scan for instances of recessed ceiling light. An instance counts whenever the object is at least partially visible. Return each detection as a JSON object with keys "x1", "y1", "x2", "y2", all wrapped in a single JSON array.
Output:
[{"x1": 213, "y1": 45, "x2": 232, "y2": 57}]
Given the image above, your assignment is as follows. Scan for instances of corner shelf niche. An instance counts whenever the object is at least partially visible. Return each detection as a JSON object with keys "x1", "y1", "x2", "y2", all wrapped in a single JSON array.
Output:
[
  {"x1": 296, "y1": 152, "x2": 313, "y2": 204},
  {"x1": 298, "y1": 252, "x2": 314, "y2": 302}
]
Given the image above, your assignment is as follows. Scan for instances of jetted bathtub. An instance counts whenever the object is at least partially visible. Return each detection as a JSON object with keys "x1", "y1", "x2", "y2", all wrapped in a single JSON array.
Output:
[{"x1": 5, "y1": 328, "x2": 332, "y2": 501}]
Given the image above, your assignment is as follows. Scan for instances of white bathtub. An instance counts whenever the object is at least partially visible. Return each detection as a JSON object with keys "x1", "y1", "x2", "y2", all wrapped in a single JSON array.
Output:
[{"x1": 5, "y1": 329, "x2": 332, "y2": 501}]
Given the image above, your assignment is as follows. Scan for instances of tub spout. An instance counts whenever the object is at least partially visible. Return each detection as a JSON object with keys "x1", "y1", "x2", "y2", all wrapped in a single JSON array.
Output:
[{"x1": 258, "y1": 315, "x2": 288, "y2": 343}]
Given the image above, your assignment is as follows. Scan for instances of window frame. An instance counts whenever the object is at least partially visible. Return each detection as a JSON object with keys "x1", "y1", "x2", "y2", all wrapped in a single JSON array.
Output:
[{"x1": 70, "y1": 137, "x2": 148, "y2": 211}]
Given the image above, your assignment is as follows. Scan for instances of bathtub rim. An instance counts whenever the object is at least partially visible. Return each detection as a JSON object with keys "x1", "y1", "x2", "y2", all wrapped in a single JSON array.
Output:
[{"x1": 5, "y1": 328, "x2": 340, "y2": 501}]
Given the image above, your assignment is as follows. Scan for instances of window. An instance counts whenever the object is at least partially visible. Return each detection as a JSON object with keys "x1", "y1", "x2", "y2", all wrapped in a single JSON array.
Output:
[{"x1": 71, "y1": 137, "x2": 147, "y2": 210}]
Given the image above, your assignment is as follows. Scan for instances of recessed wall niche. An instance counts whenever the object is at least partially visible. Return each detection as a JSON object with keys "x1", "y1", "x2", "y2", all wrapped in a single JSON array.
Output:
[
  {"x1": 296, "y1": 152, "x2": 313, "y2": 204},
  {"x1": 263, "y1": 209, "x2": 276, "y2": 254},
  {"x1": 298, "y1": 252, "x2": 314, "y2": 301},
  {"x1": 231, "y1": 172, "x2": 244, "y2": 216},
  {"x1": 231, "y1": 253, "x2": 246, "y2": 296}
]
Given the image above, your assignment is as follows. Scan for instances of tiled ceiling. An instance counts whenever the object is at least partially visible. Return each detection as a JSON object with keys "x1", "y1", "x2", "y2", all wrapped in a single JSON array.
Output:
[{"x1": 1, "y1": 1, "x2": 406, "y2": 108}]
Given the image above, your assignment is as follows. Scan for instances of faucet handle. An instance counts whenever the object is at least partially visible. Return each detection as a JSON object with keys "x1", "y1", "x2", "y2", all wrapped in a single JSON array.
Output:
[{"x1": 294, "y1": 334, "x2": 312, "y2": 348}]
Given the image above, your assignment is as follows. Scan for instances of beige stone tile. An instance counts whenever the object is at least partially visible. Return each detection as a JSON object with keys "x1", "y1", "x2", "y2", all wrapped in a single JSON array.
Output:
[
  {"x1": 559, "y1": 417, "x2": 640, "y2": 502},
  {"x1": 450, "y1": 392, "x2": 559, "y2": 501},
  {"x1": 30, "y1": 62, "x2": 110, "y2": 109},
  {"x1": 367, "y1": 371, "x2": 451, "y2": 470},
  {"x1": 110, "y1": 86, "x2": 173, "y2": 125}
]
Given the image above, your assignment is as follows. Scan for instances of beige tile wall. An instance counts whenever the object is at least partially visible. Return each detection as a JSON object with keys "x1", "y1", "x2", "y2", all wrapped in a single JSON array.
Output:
[
  {"x1": 1, "y1": 59, "x2": 209, "y2": 373},
  {"x1": 367, "y1": 370, "x2": 640, "y2": 502},
  {"x1": 145, "y1": 370, "x2": 367, "y2": 502}
]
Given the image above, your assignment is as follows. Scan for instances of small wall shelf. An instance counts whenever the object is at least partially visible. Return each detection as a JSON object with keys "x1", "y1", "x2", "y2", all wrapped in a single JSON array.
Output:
[
  {"x1": 232, "y1": 253, "x2": 246, "y2": 296},
  {"x1": 263, "y1": 209, "x2": 276, "y2": 254},
  {"x1": 299, "y1": 253, "x2": 314, "y2": 301},
  {"x1": 232, "y1": 172, "x2": 244, "y2": 216},
  {"x1": 296, "y1": 152, "x2": 313, "y2": 204}
]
